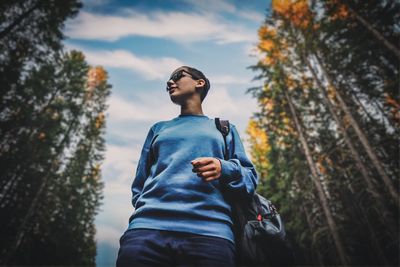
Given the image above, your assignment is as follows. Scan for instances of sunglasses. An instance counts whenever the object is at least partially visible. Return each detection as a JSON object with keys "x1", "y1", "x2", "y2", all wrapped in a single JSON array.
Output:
[{"x1": 166, "y1": 70, "x2": 201, "y2": 91}]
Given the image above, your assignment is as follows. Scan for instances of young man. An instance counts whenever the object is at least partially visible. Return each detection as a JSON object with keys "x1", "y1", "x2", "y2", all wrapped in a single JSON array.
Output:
[{"x1": 116, "y1": 66, "x2": 258, "y2": 267}]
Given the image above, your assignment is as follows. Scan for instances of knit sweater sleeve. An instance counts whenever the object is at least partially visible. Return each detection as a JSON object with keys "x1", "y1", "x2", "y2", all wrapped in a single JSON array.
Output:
[
  {"x1": 218, "y1": 125, "x2": 258, "y2": 200},
  {"x1": 131, "y1": 125, "x2": 156, "y2": 208}
]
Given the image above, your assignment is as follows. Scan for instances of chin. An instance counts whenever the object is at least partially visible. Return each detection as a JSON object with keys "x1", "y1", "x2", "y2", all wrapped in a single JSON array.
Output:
[{"x1": 170, "y1": 95, "x2": 182, "y2": 105}]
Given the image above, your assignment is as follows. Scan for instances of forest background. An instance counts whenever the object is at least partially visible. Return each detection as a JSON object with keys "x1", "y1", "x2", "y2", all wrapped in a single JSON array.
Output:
[{"x1": 0, "y1": 0, "x2": 398, "y2": 266}]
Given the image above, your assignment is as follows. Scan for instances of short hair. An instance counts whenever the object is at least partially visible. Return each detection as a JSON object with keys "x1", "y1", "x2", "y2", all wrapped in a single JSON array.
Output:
[{"x1": 183, "y1": 66, "x2": 210, "y2": 102}]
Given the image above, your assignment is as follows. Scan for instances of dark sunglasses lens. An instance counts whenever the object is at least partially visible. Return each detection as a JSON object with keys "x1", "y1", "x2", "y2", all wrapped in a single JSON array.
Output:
[
  {"x1": 171, "y1": 71, "x2": 184, "y2": 82},
  {"x1": 167, "y1": 71, "x2": 181, "y2": 91}
]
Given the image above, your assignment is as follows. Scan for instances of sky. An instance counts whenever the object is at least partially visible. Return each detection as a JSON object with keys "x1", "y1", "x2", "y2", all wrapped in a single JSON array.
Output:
[{"x1": 63, "y1": 0, "x2": 271, "y2": 266}]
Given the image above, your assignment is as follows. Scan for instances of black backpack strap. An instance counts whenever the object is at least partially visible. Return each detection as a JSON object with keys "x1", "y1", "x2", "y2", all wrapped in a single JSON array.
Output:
[{"x1": 215, "y1": 118, "x2": 230, "y2": 160}]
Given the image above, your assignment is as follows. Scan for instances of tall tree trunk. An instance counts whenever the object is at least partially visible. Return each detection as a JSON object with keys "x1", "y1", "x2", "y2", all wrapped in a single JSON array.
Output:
[
  {"x1": 314, "y1": 53, "x2": 399, "y2": 203},
  {"x1": 339, "y1": 1, "x2": 400, "y2": 59},
  {"x1": 300, "y1": 205, "x2": 324, "y2": 266},
  {"x1": 347, "y1": 73, "x2": 399, "y2": 135},
  {"x1": 304, "y1": 52, "x2": 395, "y2": 260},
  {"x1": 1, "y1": 162, "x2": 53, "y2": 264},
  {"x1": 282, "y1": 84, "x2": 349, "y2": 265},
  {"x1": 345, "y1": 169, "x2": 390, "y2": 264},
  {"x1": 298, "y1": 182, "x2": 326, "y2": 266},
  {"x1": 1, "y1": 116, "x2": 82, "y2": 263},
  {"x1": 0, "y1": 171, "x2": 21, "y2": 206},
  {"x1": 0, "y1": 86, "x2": 65, "y2": 207},
  {"x1": 304, "y1": 52, "x2": 375, "y2": 196}
]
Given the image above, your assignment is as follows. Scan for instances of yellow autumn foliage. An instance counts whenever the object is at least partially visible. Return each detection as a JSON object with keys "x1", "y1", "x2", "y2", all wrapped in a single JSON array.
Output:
[
  {"x1": 261, "y1": 49, "x2": 287, "y2": 66},
  {"x1": 342, "y1": 114, "x2": 351, "y2": 129},
  {"x1": 316, "y1": 155, "x2": 334, "y2": 175},
  {"x1": 258, "y1": 25, "x2": 277, "y2": 38},
  {"x1": 38, "y1": 132, "x2": 46, "y2": 141},
  {"x1": 259, "y1": 39, "x2": 275, "y2": 52},
  {"x1": 95, "y1": 112, "x2": 105, "y2": 129},
  {"x1": 300, "y1": 75, "x2": 313, "y2": 88},
  {"x1": 385, "y1": 94, "x2": 400, "y2": 123},
  {"x1": 329, "y1": 0, "x2": 350, "y2": 21},
  {"x1": 272, "y1": 0, "x2": 313, "y2": 29},
  {"x1": 257, "y1": 24, "x2": 288, "y2": 66},
  {"x1": 262, "y1": 56, "x2": 275, "y2": 66},
  {"x1": 327, "y1": 85, "x2": 337, "y2": 101},
  {"x1": 316, "y1": 161, "x2": 327, "y2": 175},
  {"x1": 246, "y1": 119, "x2": 271, "y2": 171},
  {"x1": 92, "y1": 163, "x2": 101, "y2": 175},
  {"x1": 264, "y1": 99, "x2": 275, "y2": 112},
  {"x1": 286, "y1": 75, "x2": 296, "y2": 91},
  {"x1": 385, "y1": 95, "x2": 400, "y2": 109},
  {"x1": 283, "y1": 117, "x2": 290, "y2": 125},
  {"x1": 87, "y1": 66, "x2": 107, "y2": 91}
]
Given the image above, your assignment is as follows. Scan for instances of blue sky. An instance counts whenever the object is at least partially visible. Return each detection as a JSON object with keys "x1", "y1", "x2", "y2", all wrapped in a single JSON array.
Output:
[{"x1": 64, "y1": 0, "x2": 271, "y2": 265}]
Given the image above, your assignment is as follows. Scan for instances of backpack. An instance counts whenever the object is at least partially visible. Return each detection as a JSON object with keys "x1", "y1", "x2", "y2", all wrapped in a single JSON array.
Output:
[{"x1": 215, "y1": 118, "x2": 295, "y2": 266}]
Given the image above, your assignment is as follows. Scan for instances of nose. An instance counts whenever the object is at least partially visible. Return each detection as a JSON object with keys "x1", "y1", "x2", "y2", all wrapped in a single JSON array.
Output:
[{"x1": 166, "y1": 79, "x2": 175, "y2": 91}]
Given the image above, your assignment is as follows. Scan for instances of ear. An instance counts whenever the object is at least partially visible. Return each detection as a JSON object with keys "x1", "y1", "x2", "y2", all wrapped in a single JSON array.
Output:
[{"x1": 195, "y1": 79, "x2": 205, "y2": 88}]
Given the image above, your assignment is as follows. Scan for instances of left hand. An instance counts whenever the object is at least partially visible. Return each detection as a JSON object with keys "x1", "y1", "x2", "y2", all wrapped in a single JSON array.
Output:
[{"x1": 191, "y1": 157, "x2": 222, "y2": 182}]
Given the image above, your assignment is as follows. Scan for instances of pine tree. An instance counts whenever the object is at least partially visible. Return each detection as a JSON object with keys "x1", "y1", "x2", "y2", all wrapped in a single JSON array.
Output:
[
  {"x1": 0, "y1": 0, "x2": 112, "y2": 264},
  {"x1": 0, "y1": 51, "x2": 111, "y2": 265},
  {"x1": 247, "y1": 0, "x2": 399, "y2": 265}
]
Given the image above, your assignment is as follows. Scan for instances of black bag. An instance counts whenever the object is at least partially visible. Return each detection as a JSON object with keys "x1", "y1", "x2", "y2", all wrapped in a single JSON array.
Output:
[{"x1": 215, "y1": 118, "x2": 295, "y2": 266}]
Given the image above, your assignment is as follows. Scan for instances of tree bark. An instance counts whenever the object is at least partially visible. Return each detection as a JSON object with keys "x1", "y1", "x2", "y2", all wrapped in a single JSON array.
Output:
[
  {"x1": 304, "y1": 52, "x2": 376, "y2": 196},
  {"x1": 305, "y1": 51, "x2": 397, "y2": 239},
  {"x1": 339, "y1": 1, "x2": 400, "y2": 60},
  {"x1": 283, "y1": 84, "x2": 349, "y2": 265},
  {"x1": 314, "y1": 53, "x2": 399, "y2": 203},
  {"x1": 301, "y1": 205, "x2": 324, "y2": 266}
]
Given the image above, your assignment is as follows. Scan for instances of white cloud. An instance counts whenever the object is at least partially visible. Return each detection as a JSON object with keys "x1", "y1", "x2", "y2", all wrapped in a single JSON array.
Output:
[
  {"x1": 95, "y1": 224, "x2": 121, "y2": 244},
  {"x1": 106, "y1": 87, "x2": 256, "y2": 130},
  {"x1": 64, "y1": 45, "x2": 262, "y2": 87},
  {"x1": 82, "y1": 0, "x2": 110, "y2": 8},
  {"x1": 244, "y1": 42, "x2": 261, "y2": 59},
  {"x1": 102, "y1": 144, "x2": 140, "y2": 183},
  {"x1": 66, "y1": 46, "x2": 184, "y2": 80},
  {"x1": 203, "y1": 87, "x2": 239, "y2": 115},
  {"x1": 209, "y1": 74, "x2": 252, "y2": 85},
  {"x1": 107, "y1": 94, "x2": 176, "y2": 123},
  {"x1": 96, "y1": 144, "x2": 139, "y2": 240},
  {"x1": 65, "y1": 10, "x2": 256, "y2": 44},
  {"x1": 104, "y1": 83, "x2": 258, "y2": 142},
  {"x1": 182, "y1": 0, "x2": 236, "y2": 14},
  {"x1": 185, "y1": 0, "x2": 266, "y2": 24},
  {"x1": 67, "y1": 43, "x2": 259, "y2": 83},
  {"x1": 237, "y1": 10, "x2": 266, "y2": 24},
  {"x1": 203, "y1": 86, "x2": 257, "y2": 128}
]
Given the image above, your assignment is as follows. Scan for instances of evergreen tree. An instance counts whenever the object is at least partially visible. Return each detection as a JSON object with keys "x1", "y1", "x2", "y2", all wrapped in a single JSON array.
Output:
[
  {"x1": 247, "y1": 0, "x2": 399, "y2": 265},
  {"x1": 0, "y1": 50, "x2": 111, "y2": 265},
  {"x1": 0, "y1": 0, "x2": 112, "y2": 264}
]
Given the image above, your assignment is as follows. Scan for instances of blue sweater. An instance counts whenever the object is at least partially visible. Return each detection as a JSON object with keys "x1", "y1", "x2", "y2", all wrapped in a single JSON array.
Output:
[{"x1": 128, "y1": 114, "x2": 258, "y2": 243}]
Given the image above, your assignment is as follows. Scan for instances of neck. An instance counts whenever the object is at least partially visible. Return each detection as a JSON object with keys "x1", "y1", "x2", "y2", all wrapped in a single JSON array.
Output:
[{"x1": 180, "y1": 101, "x2": 204, "y2": 116}]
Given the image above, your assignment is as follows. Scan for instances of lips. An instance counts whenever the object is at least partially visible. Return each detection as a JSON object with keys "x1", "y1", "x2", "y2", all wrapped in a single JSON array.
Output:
[{"x1": 168, "y1": 87, "x2": 177, "y2": 94}]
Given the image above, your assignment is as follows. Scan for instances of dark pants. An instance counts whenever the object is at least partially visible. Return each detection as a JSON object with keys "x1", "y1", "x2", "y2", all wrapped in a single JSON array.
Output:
[{"x1": 116, "y1": 229, "x2": 236, "y2": 267}]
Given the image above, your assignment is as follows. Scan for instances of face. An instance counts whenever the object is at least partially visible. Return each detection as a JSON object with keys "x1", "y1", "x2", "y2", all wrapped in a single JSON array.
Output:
[{"x1": 166, "y1": 67, "x2": 205, "y2": 105}]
